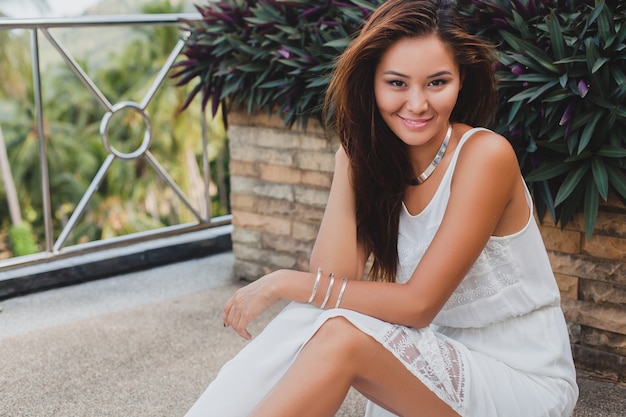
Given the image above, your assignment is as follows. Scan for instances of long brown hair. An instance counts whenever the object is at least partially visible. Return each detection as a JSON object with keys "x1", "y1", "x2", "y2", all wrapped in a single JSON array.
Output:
[{"x1": 324, "y1": 0, "x2": 497, "y2": 282}]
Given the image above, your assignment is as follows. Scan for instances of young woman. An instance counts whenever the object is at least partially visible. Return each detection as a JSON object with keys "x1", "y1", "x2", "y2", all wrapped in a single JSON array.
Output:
[{"x1": 184, "y1": 0, "x2": 579, "y2": 416}]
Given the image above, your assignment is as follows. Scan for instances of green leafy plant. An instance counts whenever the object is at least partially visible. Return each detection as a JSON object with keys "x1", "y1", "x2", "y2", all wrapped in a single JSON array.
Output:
[
  {"x1": 8, "y1": 224, "x2": 38, "y2": 256},
  {"x1": 173, "y1": 0, "x2": 383, "y2": 128},
  {"x1": 459, "y1": 0, "x2": 626, "y2": 236}
]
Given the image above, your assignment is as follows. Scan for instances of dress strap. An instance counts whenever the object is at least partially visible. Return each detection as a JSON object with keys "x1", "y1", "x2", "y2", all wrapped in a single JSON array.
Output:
[{"x1": 444, "y1": 127, "x2": 491, "y2": 180}]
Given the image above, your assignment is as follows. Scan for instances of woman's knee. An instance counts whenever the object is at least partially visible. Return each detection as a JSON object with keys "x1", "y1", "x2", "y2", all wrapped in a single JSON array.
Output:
[{"x1": 310, "y1": 316, "x2": 371, "y2": 358}]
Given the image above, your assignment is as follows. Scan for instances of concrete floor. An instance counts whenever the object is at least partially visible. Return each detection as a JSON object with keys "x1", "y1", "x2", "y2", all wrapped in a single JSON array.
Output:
[{"x1": 0, "y1": 251, "x2": 624, "y2": 416}]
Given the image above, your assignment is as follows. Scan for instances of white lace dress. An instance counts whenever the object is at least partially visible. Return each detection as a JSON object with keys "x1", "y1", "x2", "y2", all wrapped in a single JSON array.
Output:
[{"x1": 184, "y1": 128, "x2": 579, "y2": 417}]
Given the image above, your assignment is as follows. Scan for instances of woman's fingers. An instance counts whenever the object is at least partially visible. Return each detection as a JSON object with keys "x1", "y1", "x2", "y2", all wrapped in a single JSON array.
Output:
[
  {"x1": 221, "y1": 275, "x2": 279, "y2": 340},
  {"x1": 223, "y1": 290, "x2": 254, "y2": 339}
]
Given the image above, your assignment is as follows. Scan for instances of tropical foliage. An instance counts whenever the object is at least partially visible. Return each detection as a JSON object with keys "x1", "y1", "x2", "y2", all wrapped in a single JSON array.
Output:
[
  {"x1": 174, "y1": 0, "x2": 384, "y2": 128},
  {"x1": 176, "y1": 0, "x2": 625, "y2": 236},
  {"x1": 0, "y1": 0, "x2": 229, "y2": 258}
]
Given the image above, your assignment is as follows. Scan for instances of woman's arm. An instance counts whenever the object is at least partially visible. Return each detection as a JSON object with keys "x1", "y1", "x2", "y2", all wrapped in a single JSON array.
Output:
[{"x1": 309, "y1": 146, "x2": 369, "y2": 281}]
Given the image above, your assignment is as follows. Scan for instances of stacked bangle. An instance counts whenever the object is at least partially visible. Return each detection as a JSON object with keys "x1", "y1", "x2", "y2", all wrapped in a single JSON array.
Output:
[
  {"x1": 335, "y1": 277, "x2": 348, "y2": 308},
  {"x1": 319, "y1": 273, "x2": 335, "y2": 309},
  {"x1": 307, "y1": 267, "x2": 322, "y2": 304},
  {"x1": 307, "y1": 269, "x2": 348, "y2": 310}
]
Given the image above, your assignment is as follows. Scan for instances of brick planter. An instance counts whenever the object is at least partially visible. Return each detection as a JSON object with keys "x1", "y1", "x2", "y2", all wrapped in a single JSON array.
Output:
[
  {"x1": 227, "y1": 112, "x2": 626, "y2": 383},
  {"x1": 538, "y1": 195, "x2": 626, "y2": 383}
]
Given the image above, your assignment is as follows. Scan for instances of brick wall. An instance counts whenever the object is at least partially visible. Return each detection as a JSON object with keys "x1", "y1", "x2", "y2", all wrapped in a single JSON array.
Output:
[
  {"x1": 228, "y1": 113, "x2": 626, "y2": 382},
  {"x1": 538, "y1": 195, "x2": 626, "y2": 383},
  {"x1": 227, "y1": 113, "x2": 338, "y2": 280}
]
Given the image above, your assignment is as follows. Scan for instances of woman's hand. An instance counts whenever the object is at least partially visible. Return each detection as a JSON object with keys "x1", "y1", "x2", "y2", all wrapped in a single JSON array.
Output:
[{"x1": 223, "y1": 272, "x2": 282, "y2": 340}]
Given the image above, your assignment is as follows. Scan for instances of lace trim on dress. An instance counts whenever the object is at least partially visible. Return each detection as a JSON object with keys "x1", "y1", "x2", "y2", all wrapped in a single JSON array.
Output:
[
  {"x1": 397, "y1": 241, "x2": 429, "y2": 283},
  {"x1": 397, "y1": 235, "x2": 522, "y2": 310},
  {"x1": 442, "y1": 239, "x2": 521, "y2": 310},
  {"x1": 381, "y1": 326, "x2": 466, "y2": 415}
]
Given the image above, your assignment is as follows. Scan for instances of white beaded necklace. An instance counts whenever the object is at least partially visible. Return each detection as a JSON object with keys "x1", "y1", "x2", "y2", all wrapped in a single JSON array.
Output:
[{"x1": 408, "y1": 124, "x2": 452, "y2": 185}]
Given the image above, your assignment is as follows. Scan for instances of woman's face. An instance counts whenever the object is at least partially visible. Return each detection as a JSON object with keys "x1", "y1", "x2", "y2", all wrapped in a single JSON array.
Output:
[{"x1": 374, "y1": 35, "x2": 462, "y2": 148}]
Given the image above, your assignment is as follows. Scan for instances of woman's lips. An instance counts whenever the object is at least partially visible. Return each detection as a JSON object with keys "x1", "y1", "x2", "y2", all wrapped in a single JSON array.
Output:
[{"x1": 398, "y1": 115, "x2": 431, "y2": 129}]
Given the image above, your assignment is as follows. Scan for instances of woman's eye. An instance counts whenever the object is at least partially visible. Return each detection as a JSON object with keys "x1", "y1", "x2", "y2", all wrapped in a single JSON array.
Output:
[
  {"x1": 429, "y1": 79, "x2": 448, "y2": 87},
  {"x1": 389, "y1": 80, "x2": 406, "y2": 87}
]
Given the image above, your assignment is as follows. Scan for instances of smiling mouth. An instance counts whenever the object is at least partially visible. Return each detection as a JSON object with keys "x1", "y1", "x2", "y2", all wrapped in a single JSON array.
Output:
[{"x1": 399, "y1": 115, "x2": 431, "y2": 127}]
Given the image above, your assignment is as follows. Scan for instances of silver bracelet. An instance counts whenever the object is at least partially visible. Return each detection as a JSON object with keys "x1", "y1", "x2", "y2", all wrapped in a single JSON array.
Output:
[
  {"x1": 335, "y1": 277, "x2": 348, "y2": 308},
  {"x1": 307, "y1": 267, "x2": 322, "y2": 304},
  {"x1": 319, "y1": 273, "x2": 335, "y2": 309}
]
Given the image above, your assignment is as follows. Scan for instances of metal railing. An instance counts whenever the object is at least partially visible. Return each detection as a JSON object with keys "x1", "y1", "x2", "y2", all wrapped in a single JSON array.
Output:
[{"x1": 0, "y1": 13, "x2": 230, "y2": 271}]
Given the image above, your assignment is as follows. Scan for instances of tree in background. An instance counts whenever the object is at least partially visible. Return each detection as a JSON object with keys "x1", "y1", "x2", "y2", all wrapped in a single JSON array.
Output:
[
  {"x1": 0, "y1": 25, "x2": 39, "y2": 256},
  {"x1": 0, "y1": 0, "x2": 228, "y2": 257}
]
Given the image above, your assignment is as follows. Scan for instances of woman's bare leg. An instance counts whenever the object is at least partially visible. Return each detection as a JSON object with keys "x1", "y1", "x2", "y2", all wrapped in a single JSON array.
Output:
[{"x1": 249, "y1": 317, "x2": 460, "y2": 417}]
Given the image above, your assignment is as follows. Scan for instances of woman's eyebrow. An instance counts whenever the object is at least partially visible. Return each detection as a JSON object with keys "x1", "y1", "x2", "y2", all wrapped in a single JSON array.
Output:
[
  {"x1": 382, "y1": 70, "x2": 409, "y2": 78},
  {"x1": 381, "y1": 70, "x2": 453, "y2": 78},
  {"x1": 427, "y1": 70, "x2": 453, "y2": 78}
]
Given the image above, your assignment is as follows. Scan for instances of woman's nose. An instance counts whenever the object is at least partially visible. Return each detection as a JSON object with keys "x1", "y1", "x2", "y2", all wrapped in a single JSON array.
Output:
[{"x1": 406, "y1": 88, "x2": 428, "y2": 113}]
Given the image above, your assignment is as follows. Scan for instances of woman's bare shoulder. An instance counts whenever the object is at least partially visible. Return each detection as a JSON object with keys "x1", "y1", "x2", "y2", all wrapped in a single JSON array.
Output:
[{"x1": 457, "y1": 128, "x2": 519, "y2": 176}]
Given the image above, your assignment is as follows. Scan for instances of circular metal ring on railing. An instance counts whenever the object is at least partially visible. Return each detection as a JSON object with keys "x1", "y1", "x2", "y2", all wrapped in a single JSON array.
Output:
[{"x1": 99, "y1": 101, "x2": 152, "y2": 160}]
